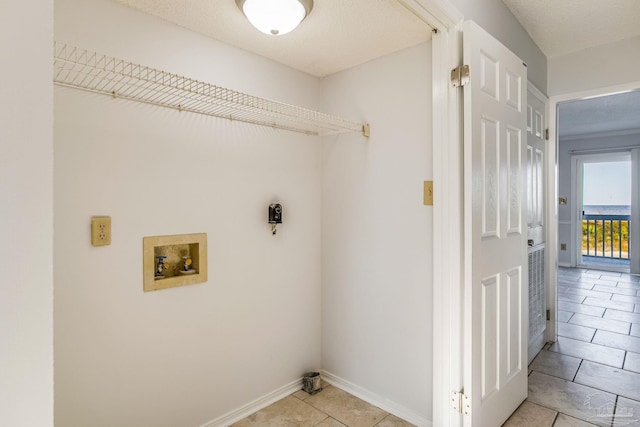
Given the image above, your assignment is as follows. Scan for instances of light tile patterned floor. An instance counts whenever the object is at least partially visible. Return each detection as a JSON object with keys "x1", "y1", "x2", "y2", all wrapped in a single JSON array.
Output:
[
  {"x1": 503, "y1": 267, "x2": 640, "y2": 427},
  {"x1": 233, "y1": 267, "x2": 640, "y2": 427},
  {"x1": 232, "y1": 382, "x2": 415, "y2": 427}
]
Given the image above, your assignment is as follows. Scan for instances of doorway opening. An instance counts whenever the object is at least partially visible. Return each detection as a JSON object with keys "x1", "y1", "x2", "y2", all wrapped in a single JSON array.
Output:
[
  {"x1": 553, "y1": 89, "x2": 640, "y2": 326},
  {"x1": 574, "y1": 153, "x2": 631, "y2": 272},
  {"x1": 544, "y1": 85, "x2": 640, "y2": 379}
]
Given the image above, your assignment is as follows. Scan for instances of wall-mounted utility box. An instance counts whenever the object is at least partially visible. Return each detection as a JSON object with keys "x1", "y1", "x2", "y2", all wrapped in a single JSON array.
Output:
[{"x1": 143, "y1": 233, "x2": 207, "y2": 292}]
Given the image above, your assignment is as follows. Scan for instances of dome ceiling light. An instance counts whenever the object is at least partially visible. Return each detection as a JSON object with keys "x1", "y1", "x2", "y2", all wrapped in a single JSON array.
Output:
[{"x1": 236, "y1": 0, "x2": 314, "y2": 36}]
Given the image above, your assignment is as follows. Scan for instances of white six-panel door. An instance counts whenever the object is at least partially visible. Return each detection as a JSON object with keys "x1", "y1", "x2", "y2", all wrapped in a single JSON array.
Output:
[{"x1": 463, "y1": 20, "x2": 528, "y2": 427}]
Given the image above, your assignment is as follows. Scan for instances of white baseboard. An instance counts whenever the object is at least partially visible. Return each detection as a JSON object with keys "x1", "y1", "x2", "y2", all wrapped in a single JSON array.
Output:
[
  {"x1": 200, "y1": 378, "x2": 302, "y2": 427},
  {"x1": 320, "y1": 370, "x2": 432, "y2": 427},
  {"x1": 200, "y1": 372, "x2": 432, "y2": 427},
  {"x1": 558, "y1": 261, "x2": 571, "y2": 268}
]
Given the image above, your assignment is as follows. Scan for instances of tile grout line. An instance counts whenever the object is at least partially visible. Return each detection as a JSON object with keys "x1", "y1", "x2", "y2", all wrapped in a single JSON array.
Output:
[
  {"x1": 311, "y1": 414, "x2": 331, "y2": 426},
  {"x1": 572, "y1": 358, "x2": 584, "y2": 383},
  {"x1": 530, "y1": 366, "x2": 582, "y2": 384},
  {"x1": 610, "y1": 395, "x2": 619, "y2": 427}
]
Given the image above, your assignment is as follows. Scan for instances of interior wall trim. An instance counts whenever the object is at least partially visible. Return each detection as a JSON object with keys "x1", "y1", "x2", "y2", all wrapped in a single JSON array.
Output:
[
  {"x1": 320, "y1": 370, "x2": 432, "y2": 427},
  {"x1": 398, "y1": 0, "x2": 463, "y2": 31},
  {"x1": 199, "y1": 378, "x2": 302, "y2": 427},
  {"x1": 562, "y1": 128, "x2": 640, "y2": 142},
  {"x1": 570, "y1": 144, "x2": 640, "y2": 155}
]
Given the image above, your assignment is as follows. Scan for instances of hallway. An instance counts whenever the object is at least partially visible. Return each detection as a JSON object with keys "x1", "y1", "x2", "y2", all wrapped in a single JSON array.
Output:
[{"x1": 504, "y1": 267, "x2": 640, "y2": 426}]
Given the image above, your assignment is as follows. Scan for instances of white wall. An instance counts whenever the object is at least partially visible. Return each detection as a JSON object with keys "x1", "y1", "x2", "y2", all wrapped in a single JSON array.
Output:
[
  {"x1": 0, "y1": 1, "x2": 54, "y2": 426},
  {"x1": 449, "y1": 0, "x2": 547, "y2": 93},
  {"x1": 54, "y1": 1, "x2": 322, "y2": 426},
  {"x1": 557, "y1": 132, "x2": 640, "y2": 266},
  {"x1": 321, "y1": 43, "x2": 433, "y2": 424},
  {"x1": 548, "y1": 36, "x2": 640, "y2": 96}
]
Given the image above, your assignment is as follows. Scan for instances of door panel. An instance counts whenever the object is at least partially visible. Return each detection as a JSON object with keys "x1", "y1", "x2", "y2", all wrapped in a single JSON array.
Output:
[
  {"x1": 527, "y1": 86, "x2": 546, "y2": 243},
  {"x1": 508, "y1": 127, "x2": 523, "y2": 234},
  {"x1": 481, "y1": 274, "x2": 499, "y2": 400},
  {"x1": 482, "y1": 117, "x2": 500, "y2": 237},
  {"x1": 506, "y1": 266, "x2": 522, "y2": 379},
  {"x1": 463, "y1": 20, "x2": 528, "y2": 427},
  {"x1": 527, "y1": 83, "x2": 547, "y2": 363}
]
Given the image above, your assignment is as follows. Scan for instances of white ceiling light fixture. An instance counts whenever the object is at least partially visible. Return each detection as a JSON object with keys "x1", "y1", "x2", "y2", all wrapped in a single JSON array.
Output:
[{"x1": 236, "y1": 0, "x2": 313, "y2": 36}]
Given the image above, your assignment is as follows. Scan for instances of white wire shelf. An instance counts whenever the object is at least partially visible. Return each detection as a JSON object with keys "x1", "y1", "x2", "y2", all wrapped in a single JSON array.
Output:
[{"x1": 53, "y1": 42, "x2": 370, "y2": 137}]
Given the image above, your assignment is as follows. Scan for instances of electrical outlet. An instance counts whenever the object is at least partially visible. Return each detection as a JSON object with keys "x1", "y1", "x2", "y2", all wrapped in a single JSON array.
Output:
[
  {"x1": 91, "y1": 216, "x2": 111, "y2": 246},
  {"x1": 560, "y1": 243, "x2": 567, "y2": 251}
]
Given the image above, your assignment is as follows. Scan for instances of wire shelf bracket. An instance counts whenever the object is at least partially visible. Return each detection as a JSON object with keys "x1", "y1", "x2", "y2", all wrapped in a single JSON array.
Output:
[{"x1": 53, "y1": 42, "x2": 370, "y2": 138}]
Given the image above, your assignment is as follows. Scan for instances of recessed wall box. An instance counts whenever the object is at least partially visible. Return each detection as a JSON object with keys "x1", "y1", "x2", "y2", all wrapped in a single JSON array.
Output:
[{"x1": 143, "y1": 233, "x2": 207, "y2": 292}]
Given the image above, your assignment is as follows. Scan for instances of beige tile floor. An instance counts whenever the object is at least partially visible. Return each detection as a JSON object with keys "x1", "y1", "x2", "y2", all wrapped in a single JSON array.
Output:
[
  {"x1": 503, "y1": 267, "x2": 640, "y2": 427},
  {"x1": 233, "y1": 267, "x2": 640, "y2": 427},
  {"x1": 232, "y1": 382, "x2": 415, "y2": 427}
]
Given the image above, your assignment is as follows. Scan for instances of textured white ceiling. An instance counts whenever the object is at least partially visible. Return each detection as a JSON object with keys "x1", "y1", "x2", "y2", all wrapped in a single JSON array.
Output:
[
  {"x1": 558, "y1": 91, "x2": 640, "y2": 138},
  {"x1": 114, "y1": 0, "x2": 432, "y2": 77},
  {"x1": 502, "y1": 0, "x2": 640, "y2": 58}
]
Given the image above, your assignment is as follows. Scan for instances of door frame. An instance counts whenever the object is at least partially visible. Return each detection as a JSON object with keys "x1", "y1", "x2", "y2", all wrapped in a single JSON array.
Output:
[
  {"x1": 632, "y1": 148, "x2": 640, "y2": 274},
  {"x1": 571, "y1": 152, "x2": 632, "y2": 269},
  {"x1": 429, "y1": 14, "x2": 533, "y2": 427},
  {"x1": 429, "y1": 13, "x2": 465, "y2": 427},
  {"x1": 402, "y1": 2, "x2": 539, "y2": 426},
  {"x1": 396, "y1": 1, "x2": 463, "y2": 426}
]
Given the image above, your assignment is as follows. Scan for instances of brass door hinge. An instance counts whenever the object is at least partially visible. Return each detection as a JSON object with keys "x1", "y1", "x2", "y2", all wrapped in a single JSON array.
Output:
[
  {"x1": 451, "y1": 65, "x2": 470, "y2": 88},
  {"x1": 362, "y1": 124, "x2": 371, "y2": 138}
]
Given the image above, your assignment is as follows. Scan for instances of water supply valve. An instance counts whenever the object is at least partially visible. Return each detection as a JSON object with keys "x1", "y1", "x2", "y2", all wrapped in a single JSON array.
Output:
[{"x1": 268, "y1": 203, "x2": 282, "y2": 235}]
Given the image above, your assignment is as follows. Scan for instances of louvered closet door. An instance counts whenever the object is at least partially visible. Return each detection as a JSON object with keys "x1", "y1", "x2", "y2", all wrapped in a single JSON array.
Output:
[{"x1": 526, "y1": 84, "x2": 547, "y2": 363}]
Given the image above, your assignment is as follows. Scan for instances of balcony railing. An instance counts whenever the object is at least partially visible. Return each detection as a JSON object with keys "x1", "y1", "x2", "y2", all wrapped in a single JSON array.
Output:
[{"x1": 582, "y1": 214, "x2": 630, "y2": 259}]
